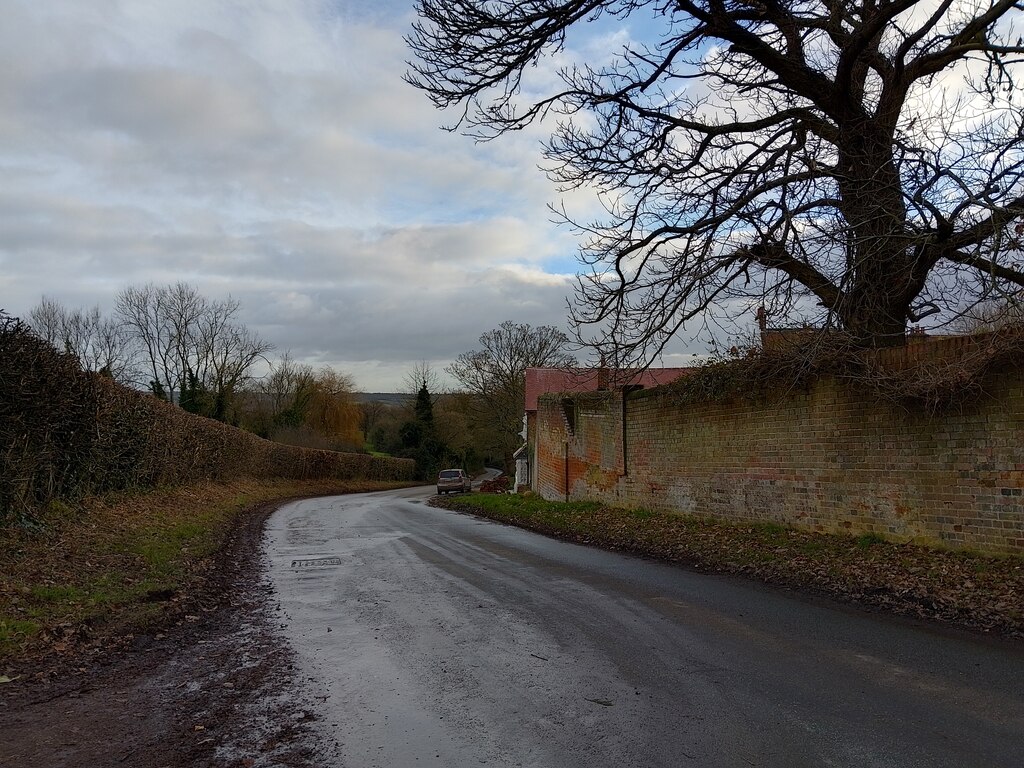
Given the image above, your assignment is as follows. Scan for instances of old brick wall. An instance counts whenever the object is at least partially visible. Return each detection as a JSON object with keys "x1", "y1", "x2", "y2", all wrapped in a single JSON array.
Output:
[{"x1": 535, "y1": 354, "x2": 1024, "y2": 554}]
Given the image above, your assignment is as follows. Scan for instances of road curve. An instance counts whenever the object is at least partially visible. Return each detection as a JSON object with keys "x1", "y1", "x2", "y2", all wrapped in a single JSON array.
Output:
[{"x1": 263, "y1": 486, "x2": 1024, "y2": 768}]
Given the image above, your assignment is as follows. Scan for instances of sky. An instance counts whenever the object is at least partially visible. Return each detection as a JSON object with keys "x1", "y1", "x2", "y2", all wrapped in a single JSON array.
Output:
[{"x1": 0, "y1": 0, "x2": 715, "y2": 391}]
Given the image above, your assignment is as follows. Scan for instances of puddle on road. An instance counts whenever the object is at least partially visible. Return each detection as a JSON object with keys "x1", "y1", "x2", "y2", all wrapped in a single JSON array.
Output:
[{"x1": 290, "y1": 557, "x2": 343, "y2": 568}]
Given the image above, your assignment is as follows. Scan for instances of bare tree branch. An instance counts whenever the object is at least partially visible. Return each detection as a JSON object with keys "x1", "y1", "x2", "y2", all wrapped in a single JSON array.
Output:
[{"x1": 408, "y1": 0, "x2": 1024, "y2": 362}]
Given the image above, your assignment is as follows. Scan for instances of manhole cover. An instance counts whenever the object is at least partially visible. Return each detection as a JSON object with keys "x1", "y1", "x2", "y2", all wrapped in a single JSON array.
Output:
[{"x1": 291, "y1": 556, "x2": 343, "y2": 568}]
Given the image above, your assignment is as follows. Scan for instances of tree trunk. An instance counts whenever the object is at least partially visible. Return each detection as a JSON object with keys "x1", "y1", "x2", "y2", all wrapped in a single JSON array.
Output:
[
  {"x1": 840, "y1": 285, "x2": 911, "y2": 347},
  {"x1": 836, "y1": 121, "x2": 925, "y2": 347}
]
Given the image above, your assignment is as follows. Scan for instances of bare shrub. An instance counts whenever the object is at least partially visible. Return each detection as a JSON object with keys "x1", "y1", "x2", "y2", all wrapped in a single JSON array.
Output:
[{"x1": 667, "y1": 328, "x2": 1024, "y2": 414}]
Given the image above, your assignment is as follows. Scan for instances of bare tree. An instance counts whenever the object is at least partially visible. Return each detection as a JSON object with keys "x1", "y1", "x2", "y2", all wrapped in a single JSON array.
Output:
[
  {"x1": 307, "y1": 368, "x2": 363, "y2": 450},
  {"x1": 194, "y1": 296, "x2": 274, "y2": 419},
  {"x1": 115, "y1": 283, "x2": 271, "y2": 412},
  {"x1": 448, "y1": 321, "x2": 576, "y2": 470},
  {"x1": 27, "y1": 297, "x2": 64, "y2": 347},
  {"x1": 240, "y1": 355, "x2": 362, "y2": 448},
  {"x1": 403, "y1": 360, "x2": 446, "y2": 404},
  {"x1": 164, "y1": 282, "x2": 209, "y2": 398},
  {"x1": 258, "y1": 352, "x2": 318, "y2": 427},
  {"x1": 359, "y1": 398, "x2": 392, "y2": 448},
  {"x1": 66, "y1": 306, "x2": 137, "y2": 382},
  {"x1": 433, "y1": 390, "x2": 484, "y2": 469},
  {"x1": 28, "y1": 297, "x2": 137, "y2": 382},
  {"x1": 408, "y1": 0, "x2": 1024, "y2": 361},
  {"x1": 115, "y1": 283, "x2": 181, "y2": 398}
]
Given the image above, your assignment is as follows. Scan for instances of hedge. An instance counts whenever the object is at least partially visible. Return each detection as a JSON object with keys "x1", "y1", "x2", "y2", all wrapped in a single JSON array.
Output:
[{"x1": 0, "y1": 313, "x2": 414, "y2": 523}]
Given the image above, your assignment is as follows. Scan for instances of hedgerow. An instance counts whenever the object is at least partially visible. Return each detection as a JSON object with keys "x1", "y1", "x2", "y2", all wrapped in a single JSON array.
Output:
[{"x1": 1, "y1": 311, "x2": 413, "y2": 524}]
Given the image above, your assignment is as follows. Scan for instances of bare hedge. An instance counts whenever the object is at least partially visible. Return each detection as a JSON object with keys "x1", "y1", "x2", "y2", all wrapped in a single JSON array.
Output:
[
  {"x1": 1, "y1": 313, "x2": 414, "y2": 524},
  {"x1": 666, "y1": 326, "x2": 1024, "y2": 413}
]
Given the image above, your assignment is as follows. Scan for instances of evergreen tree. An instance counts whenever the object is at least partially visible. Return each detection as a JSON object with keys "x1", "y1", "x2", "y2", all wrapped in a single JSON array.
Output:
[
  {"x1": 413, "y1": 380, "x2": 434, "y2": 429},
  {"x1": 178, "y1": 369, "x2": 209, "y2": 416},
  {"x1": 402, "y1": 380, "x2": 451, "y2": 480}
]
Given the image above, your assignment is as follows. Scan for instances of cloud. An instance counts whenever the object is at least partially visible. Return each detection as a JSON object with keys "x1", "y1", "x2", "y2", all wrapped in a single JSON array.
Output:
[{"x1": 0, "y1": 0, "x2": 607, "y2": 390}]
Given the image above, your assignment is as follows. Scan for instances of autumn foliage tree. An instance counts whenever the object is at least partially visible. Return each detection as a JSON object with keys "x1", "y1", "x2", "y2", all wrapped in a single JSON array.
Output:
[
  {"x1": 408, "y1": 0, "x2": 1024, "y2": 362},
  {"x1": 305, "y1": 368, "x2": 364, "y2": 451},
  {"x1": 237, "y1": 355, "x2": 363, "y2": 451}
]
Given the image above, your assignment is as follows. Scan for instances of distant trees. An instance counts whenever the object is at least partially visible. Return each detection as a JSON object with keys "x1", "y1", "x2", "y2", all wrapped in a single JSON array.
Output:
[
  {"x1": 114, "y1": 283, "x2": 200, "y2": 398},
  {"x1": 23, "y1": 287, "x2": 372, "y2": 453},
  {"x1": 248, "y1": 352, "x2": 317, "y2": 432},
  {"x1": 361, "y1": 397, "x2": 399, "y2": 454},
  {"x1": 361, "y1": 363, "x2": 497, "y2": 478},
  {"x1": 403, "y1": 360, "x2": 445, "y2": 404},
  {"x1": 21, "y1": 291, "x2": 582, "y2": 472},
  {"x1": 448, "y1": 321, "x2": 575, "y2": 471},
  {"x1": 955, "y1": 293, "x2": 1024, "y2": 334},
  {"x1": 235, "y1": 354, "x2": 363, "y2": 451},
  {"x1": 304, "y1": 368, "x2": 364, "y2": 451},
  {"x1": 433, "y1": 391, "x2": 483, "y2": 472}
]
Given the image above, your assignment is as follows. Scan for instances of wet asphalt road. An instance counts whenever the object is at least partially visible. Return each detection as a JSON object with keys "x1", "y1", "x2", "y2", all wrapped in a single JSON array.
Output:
[{"x1": 263, "y1": 486, "x2": 1024, "y2": 768}]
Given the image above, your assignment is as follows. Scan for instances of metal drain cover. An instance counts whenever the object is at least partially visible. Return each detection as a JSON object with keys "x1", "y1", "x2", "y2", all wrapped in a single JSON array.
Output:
[{"x1": 291, "y1": 556, "x2": 343, "y2": 568}]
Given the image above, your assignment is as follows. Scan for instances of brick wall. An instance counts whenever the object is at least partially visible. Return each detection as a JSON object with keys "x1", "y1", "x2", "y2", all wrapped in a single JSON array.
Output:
[{"x1": 535, "y1": 351, "x2": 1024, "y2": 554}]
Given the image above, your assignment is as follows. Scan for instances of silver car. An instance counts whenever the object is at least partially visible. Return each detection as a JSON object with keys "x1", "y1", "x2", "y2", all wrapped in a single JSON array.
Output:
[{"x1": 437, "y1": 468, "x2": 472, "y2": 494}]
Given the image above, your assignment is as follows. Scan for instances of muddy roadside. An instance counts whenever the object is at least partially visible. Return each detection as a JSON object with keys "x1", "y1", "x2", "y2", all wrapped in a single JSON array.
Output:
[{"x1": 0, "y1": 496, "x2": 331, "y2": 768}]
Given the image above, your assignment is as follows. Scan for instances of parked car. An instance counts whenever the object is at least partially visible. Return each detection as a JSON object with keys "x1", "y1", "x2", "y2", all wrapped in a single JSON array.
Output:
[{"x1": 437, "y1": 468, "x2": 472, "y2": 494}]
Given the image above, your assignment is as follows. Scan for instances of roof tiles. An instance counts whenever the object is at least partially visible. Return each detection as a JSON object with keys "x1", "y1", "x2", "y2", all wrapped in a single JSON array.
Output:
[{"x1": 524, "y1": 367, "x2": 690, "y2": 412}]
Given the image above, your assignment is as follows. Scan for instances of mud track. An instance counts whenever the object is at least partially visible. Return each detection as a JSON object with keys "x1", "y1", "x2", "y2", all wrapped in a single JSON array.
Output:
[{"x1": 0, "y1": 498, "x2": 328, "y2": 768}]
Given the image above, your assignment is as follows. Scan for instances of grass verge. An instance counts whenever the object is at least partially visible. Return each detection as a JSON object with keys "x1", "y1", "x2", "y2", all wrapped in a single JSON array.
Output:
[
  {"x1": 433, "y1": 493, "x2": 1024, "y2": 638},
  {"x1": 0, "y1": 477, "x2": 415, "y2": 667}
]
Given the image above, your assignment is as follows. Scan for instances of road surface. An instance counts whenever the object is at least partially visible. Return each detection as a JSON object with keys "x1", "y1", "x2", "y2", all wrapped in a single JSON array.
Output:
[{"x1": 263, "y1": 486, "x2": 1024, "y2": 767}]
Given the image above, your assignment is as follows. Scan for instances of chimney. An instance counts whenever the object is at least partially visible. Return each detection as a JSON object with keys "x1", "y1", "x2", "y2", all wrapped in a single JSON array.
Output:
[{"x1": 597, "y1": 353, "x2": 609, "y2": 391}]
